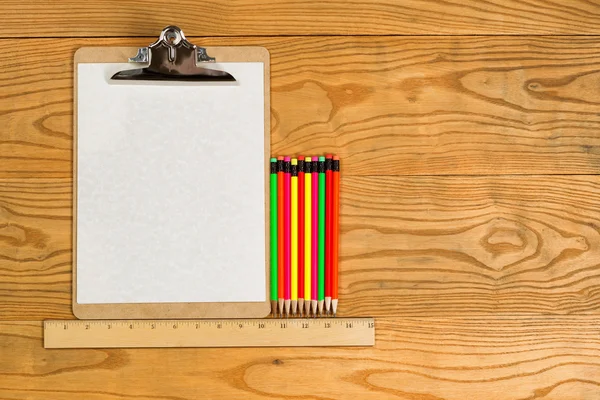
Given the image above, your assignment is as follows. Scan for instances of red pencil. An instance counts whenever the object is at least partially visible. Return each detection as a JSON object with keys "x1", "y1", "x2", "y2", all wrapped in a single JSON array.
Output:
[
  {"x1": 297, "y1": 156, "x2": 305, "y2": 316},
  {"x1": 332, "y1": 156, "x2": 340, "y2": 316},
  {"x1": 325, "y1": 154, "x2": 333, "y2": 314},
  {"x1": 276, "y1": 156, "x2": 284, "y2": 315}
]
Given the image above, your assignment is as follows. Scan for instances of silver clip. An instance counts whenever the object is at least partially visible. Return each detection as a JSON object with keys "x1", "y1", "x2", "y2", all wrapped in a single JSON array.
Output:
[{"x1": 111, "y1": 26, "x2": 235, "y2": 82}]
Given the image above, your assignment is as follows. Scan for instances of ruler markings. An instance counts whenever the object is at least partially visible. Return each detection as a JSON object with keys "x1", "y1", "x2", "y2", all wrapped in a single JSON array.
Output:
[{"x1": 44, "y1": 318, "x2": 374, "y2": 348}]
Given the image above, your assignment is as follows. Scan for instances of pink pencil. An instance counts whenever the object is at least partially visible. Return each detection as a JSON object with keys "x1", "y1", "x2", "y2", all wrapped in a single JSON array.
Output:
[
  {"x1": 311, "y1": 157, "x2": 319, "y2": 316},
  {"x1": 284, "y1": 156, "x2": 292, "y2": 317}
]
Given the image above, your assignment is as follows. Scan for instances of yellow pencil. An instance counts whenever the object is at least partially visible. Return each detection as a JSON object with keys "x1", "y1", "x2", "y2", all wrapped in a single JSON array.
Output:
[
  {"x1": 291, "y1": 158, "x2": 298, "y2": 316},
  {"x1": 304, "y1": 157, "x2": 312, "y2": 316}
]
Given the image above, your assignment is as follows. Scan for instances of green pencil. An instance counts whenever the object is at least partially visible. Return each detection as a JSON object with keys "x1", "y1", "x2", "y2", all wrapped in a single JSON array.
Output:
[
  {"x1": 318, "y1": 156, "x2": 326, "y2": 315},
  {"x1": 270, "y1": 158, "x2": 278, "y2": 316}
]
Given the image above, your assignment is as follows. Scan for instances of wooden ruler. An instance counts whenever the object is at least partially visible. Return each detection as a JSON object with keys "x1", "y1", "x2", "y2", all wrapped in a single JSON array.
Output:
[{"x1": 44, "y1": 318, "x2": 375, "y2": 348}]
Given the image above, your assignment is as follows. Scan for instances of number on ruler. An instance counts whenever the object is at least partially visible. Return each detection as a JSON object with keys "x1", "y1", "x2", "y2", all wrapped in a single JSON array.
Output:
[
  {"x1": 302, "y1": 323, "x2": 309, "y2": 328},
  {"x1": 368, "y1": 322, "x2": 374, "y2": 328},
  {"x1": 324, "y1": 322, "x2": 331, "y2": 328},
  {"x1": 258, "y1": 323, "x2": 265, "y2": 329}
]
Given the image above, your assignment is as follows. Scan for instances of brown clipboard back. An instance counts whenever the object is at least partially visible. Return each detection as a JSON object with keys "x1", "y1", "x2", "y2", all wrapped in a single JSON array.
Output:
[{"x1": 73, "y1": 42, "x2": 271, "y2": 320}]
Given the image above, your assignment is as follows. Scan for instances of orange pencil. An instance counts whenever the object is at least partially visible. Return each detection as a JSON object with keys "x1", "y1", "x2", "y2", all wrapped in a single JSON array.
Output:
[
  {"x1": 276, "y1": 156, "x2": 285, "y2": 316},
  {"x1": 332, "y1": 156, "x2": 340, "y2": 316}
]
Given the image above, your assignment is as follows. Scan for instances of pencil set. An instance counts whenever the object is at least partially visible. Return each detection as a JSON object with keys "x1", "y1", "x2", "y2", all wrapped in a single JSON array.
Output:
[{"x1": 270, "y1": 155, "x2": 340, "y2": 317}]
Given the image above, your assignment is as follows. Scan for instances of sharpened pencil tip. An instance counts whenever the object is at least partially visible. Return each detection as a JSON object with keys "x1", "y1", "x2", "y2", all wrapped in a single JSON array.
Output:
[{"x1": 271, "y1": 301, "x2": 278, "y2": 318}]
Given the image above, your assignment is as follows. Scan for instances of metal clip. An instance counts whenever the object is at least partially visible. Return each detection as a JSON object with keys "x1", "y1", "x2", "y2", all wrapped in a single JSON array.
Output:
[{"x1": 111, "y1": 26, "x2": 235, "y2": 82}]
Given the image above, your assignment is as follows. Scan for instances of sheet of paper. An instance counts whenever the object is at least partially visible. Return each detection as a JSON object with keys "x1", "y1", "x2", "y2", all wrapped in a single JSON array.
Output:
[{"x1": 76, "y1": 62, "x2": 266, "y2": 304}]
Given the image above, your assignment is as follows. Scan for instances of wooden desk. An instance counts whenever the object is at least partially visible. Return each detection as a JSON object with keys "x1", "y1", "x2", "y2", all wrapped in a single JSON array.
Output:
[{"x1": 1, "y1": 1, "x2": 599, "y2": 398}]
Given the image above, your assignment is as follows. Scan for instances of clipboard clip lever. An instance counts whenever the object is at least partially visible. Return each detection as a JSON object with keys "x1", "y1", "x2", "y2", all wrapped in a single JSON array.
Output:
[{"x1": 111, "y1": 26, "x2": 236, "y2": 82}]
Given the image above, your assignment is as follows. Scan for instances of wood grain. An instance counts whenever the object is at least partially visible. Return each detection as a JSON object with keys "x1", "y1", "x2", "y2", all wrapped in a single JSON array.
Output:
[
  {"x1": 3, "y1": 175, "x2": 600, "y2": 319},
  {"x1": 0, "y1": 179, "x2": 71, "y2": 320},
  {"x1": 4, "y1": 1, "x2": 600, "y2": 37},
  {"x1": 4, "y1": 36, "x2": 600, "y2": 177},
  {"x1": 1, "y1": 317, "x2": 599, "y2": 399},
  {"x1": 2, "y1": 1, "x2": 600, "y2": 395},
  {"x1": 341, "y1": 175, "x2": 600, "y2": 316}
]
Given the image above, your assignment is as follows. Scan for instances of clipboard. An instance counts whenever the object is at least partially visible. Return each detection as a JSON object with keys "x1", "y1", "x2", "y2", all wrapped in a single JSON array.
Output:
[{"x1": 73, "y1": 26, "x2": 271, "y2": 319}]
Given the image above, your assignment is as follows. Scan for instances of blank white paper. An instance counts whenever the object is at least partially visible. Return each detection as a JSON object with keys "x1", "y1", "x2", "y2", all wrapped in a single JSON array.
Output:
[{"x1": 76, "y1": 62, "x2": 266, "y2": 304}]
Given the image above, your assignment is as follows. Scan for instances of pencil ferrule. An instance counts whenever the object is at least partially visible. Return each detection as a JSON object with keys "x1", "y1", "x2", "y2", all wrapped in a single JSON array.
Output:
[
  {"x1": 318, "y1": 161, "x2": 325, "y2": 173},
  {"x1": 333, "y1": 160, "x2": 340, "y2": 171}
]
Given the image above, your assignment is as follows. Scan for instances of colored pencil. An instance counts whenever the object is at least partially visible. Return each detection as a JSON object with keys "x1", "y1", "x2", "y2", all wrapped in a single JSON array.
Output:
[
  {"x1": 284, "y1": 156, "x2": 291, "y2": 316},
  {"x1": 297, "y1": 157, "x2": 305, "y2": 316},
  {"x1": 304, "y1": 158, "x2": 312, "y2": 316},
  {"x1": 291, "y1": 159, "x2": 298, "y2": 316},
  {"x1": 317, "y1": 156, "x2": 326, "y2": 315},
  {"x1": 270, "y1": 158, "x2": 278, "y2": 316},
  {"x1": 276, "y1": 157, "x2": 284, "y2": 316},
  {"x1": 325, "y1": 154, "x2": 333, "y2": 314},
  {"x1": 332, "y1": 156, "x2": 340, "y2": 316},
  {"x1": 311, "y1": 158, "x2": 319, "y2": 316}
]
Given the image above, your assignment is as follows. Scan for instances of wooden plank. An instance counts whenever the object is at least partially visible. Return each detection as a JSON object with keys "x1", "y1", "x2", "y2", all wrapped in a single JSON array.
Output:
[
  {"x1": 4, "y1": 36, "x2": 600, "y2": 177},
  {"x1": 2, "y1": 175, "x2": 600, "y2": 320},
  {"x1": 0, "y1": 178, "x2": 72, "y2": 320},
  {"x1": 3, "y1": 1, "x2": 600, "y2": 37},
  {"x1": 341, "y1": 175, "x2": 600, "y2": 316},
  {"x1": 1, "y1": 317, "x2": 599, "y2": 399}
]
